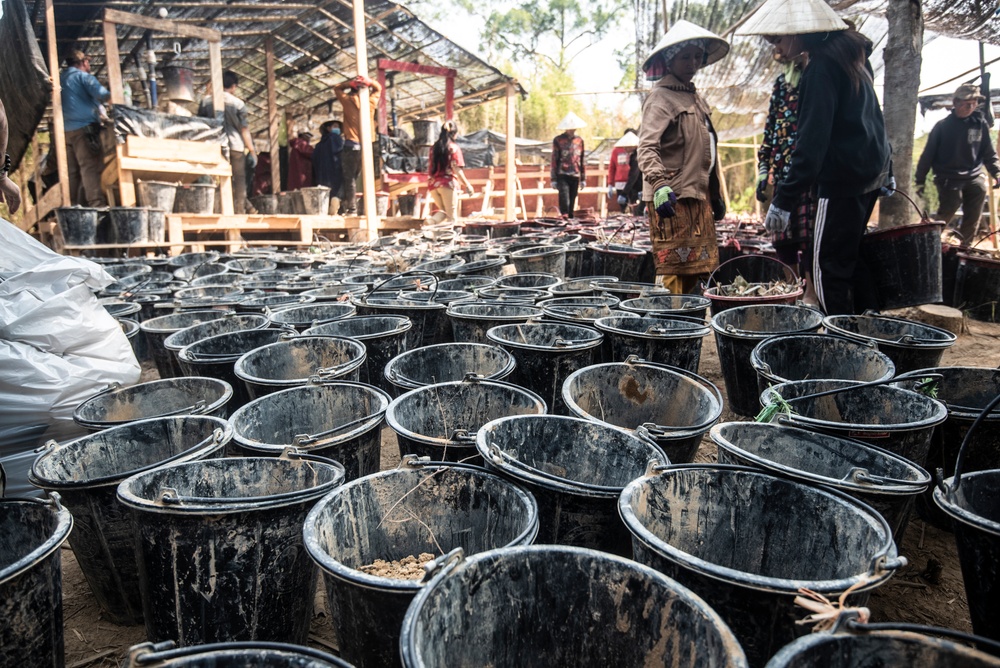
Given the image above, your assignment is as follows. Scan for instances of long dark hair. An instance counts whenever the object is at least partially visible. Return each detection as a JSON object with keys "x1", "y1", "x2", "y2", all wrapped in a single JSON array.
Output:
[
  {"x1": 429, "y1": 121, "x2": 458, "y2": 175},
  {"x1": 800, "y1": 22, "x2": 873, "y2": 94}
]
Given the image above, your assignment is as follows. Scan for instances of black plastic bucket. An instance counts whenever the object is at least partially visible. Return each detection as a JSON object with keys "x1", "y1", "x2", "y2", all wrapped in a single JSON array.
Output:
[
  {"x1": 486, "y1": 322, "x2": 602, "y2": 414},
  {"x1": 446, "y1": 302, "x2": 544, "y2": 344},
  {"x1": 233, "y1": 336, "x2": 366, "y2": 400},
  {"x1": 73, "y1": 377, "x2": 233, "y2": 430},
  {"x1": 493, "y1": 272, "x2": 562, "y2": 290},
  {"x1": 822, "y1": 314, "x2": 956, "y2": 374},
  {"x1": 444, "y1": 257, "x2": 506, "y2": 278},
  {"x1": 55, "y1": 206, "x2": 99, "y2": 245},
  {"x1": 594, "y1": 315, "x2": 710, "y2": 372},
  {"x1": 546, "y1": 275, "x2": 617, "y2": 297},
  {"x1": 619, "y1": 294, "x2": 711, "y2": 319},
  {"x1": 386, "y1": 377, "x2": 546, "y2": 463},
  {"x1": 620, "y1": 464, "x2": 904, "y2": 667},
  {"x1": 591, "y1": 279, "x2": 668, "y2": 301},
  {"x1": 353, "y1": 295, "x2": 449, "y2": 348},
  {"x1": 383, "y1": 342, "x2": 515, "y2": 396},
  {"x1": 29, "y1": 416, "x2": 232, "y2": 625},
  {"x1": 410, "y1": 256, "x2": 464, "y2": 278},
  {"x1": 118, "y1": 452, "x2": 345, "y2": 645},
  {"x1": 588, "y1": 243, "x2": 649, "y2": 282},
  {"x1": 401, "y1": 545, "x2": 748, "y2": 668},
  {"x1": 123, "y1": 641, "x2": 351, "y2": 667},
  {"x1": 761, "y1": 379, "x2": 949, "y2": 468},
  {"x1": 303, "y1": 458, "x2": 539, "y2": 668},
  {"x1": 163, "y1": 313, "x2": 268, "y2": 377},
  {"x1": 304, "y1": 316, "x2": 412, "y2": 392},
  {"x1": 267, "y1": 303, "x2": 357, "y2": 332},
  {"x1": 954, "y1": 251, "x2": 1000, "y2": 322},
  {"x1": 510, "y1": 244, "x2": 567, "y2": 277},
  {"x1": 173, "y1": 183, "x2": 216, "y2": 214},
  {"x1": 711, "y1": 304, "x2": 825, "y2": 416},
  {"x1": 474, "y1": 286, "x2": 549, "y2": 302},
  {"x1": 437, "y1": 276, "x2": 495, "y2": 292},
  {"x1": 174, "y1": 262, "x2": 229, "y2": 282},
  {"x1": 860, "y1": 221, "x2": 945, "y2": 310},
  {"x1": 235, "y1": 293, "x2": 315, "y2": 314},
  {"x1": 711, "y1": 421, "x2": 930, "y2": 540},
  {"x1": 562, "y1": 358, "x2": 722, "y2": 464},
  {"x1": 477, "y1": 414, "x2": 667, "y2": 555},
  {"x1": 229, "y1": 382, "x2": 389, "y2": 481},
  {"x1": 0, "y1": 495, "x2": 73, "y2": 665},
  {"x1": 750, "y1": 333, "x2": 896, "y2": 397},
  {"x1": 177, "y1": 328, "x2": 286, "y2": 407},
  {"x1": 110, "y1": 207, "x2": 150, "y2": 244}
]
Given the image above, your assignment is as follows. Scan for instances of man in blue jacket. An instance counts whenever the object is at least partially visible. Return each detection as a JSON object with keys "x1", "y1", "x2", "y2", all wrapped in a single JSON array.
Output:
[
  {"x1": 915, "y1": 83, "x2": 1000, "y2": 244},
  {"x1": 61, "y1": 49, "x2": 109, "y2": 206}
]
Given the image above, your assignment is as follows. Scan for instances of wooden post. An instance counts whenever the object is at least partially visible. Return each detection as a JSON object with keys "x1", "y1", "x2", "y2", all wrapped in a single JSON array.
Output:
[
  {"x1": 265, "y1": 36, "x2": 280, "y2": 196},
  {"x1": 45, "y1": 0, "x2": 69, "y2": 207},
  {"x1": 504, "y1": 81, "x2": 516, "y2": 220},
  {"x1": 103, "y1": 21, "x2": 125, "y2": 104},
  {"x1": 445, "y1": 75, "x2": 454, "y2": 121},
  {"x1": 377, "y1": 67, "x2": 388, "y2": 134},
  {"x1": 353, "y1": 0, "x2": 378, "y2": 238},
  {"x1": 208, "y1": 41, "x2": 225, "y2": 127}
]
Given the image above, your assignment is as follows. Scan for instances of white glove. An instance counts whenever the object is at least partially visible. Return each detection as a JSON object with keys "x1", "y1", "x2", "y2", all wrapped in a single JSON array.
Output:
[
  {"x1": 764, "y1": 203, "x2": 791, "y2": 234},
  {"x1": 607, "y1": 186, "x2": 616, "y2": 199}
]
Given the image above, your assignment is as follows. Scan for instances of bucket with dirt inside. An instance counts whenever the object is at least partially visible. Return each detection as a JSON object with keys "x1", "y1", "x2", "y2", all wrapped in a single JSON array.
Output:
[
  {"x1": 588, "y1": 243, "x2": 649, "y2": 283},
  {"x1": 860, "y1": 221, "x2": 945, "y2": 310},
  {"x1": 397, "y1": 193, "x2": 416, "y2": 216},
  {"x1": 176, "y1": 329, "x2": 287, "y2": 408},
  {"x1": 110, "y1": 207, "x2": 150, "y2": 244},
  {"x1": 446, "y1": 302, "x2": 543, "y2": 344},
  {"x1": 353, "y1": 292, "x2": 449, "y2": 348},
  {"x1": 233, "y1": 335, "x2": 366, "y2": 400},
  {"x1": 477, "y1": 414, "x2": 667, "y2": 556},
  {"x1": 387, "y1": 377, "x2": 546, "y2": 463},
  {"x1": 486, "y1": 322, "x2": 602, "y2": 414},
  {"x1": 822, "y1": 314, "x2": 956, "y2": 374},
  {"x1": 620, "y1": 464, "x2": 905, "y2": 667},
  {"x1": 711, "y1": 421, "x2": 930, "y2": 541},
  {"x1": 562, "y1": 357, "x2": 722, "y2": 464},
  {"x1": 137, "y1": 180, "x2": 178, "y2": 213},
  {"x1": 117, "y1": 451, "x2": 345, "y2": 645},
  {"x1": 510, "y1": 244, "x2": 568, "y2": 278},
  {"x1": 400, "y1": 544, "x2": 749, "y2": 668},
  {"x1": 383, "y1": 342, "x2": 515, "y2": 396},
  {"x1": 29, "y1": 416, "x2": 231, "y2": 625},
  {"x1": 711, "y1": 304, "x2": 824, "y2": 416},
  {"x1": 304, "y1": 315, "x2": 412, "y2": 392},
  {"x1": 266, "y1": 302, "x2": 357, "y2": 332},
  {"x1": 147, "y1": 311, "x2": 248, "y2": 379},
  {"x1": 163, "y1": 315, "x2": 272, "y2": 371},
  {"x1": 620, "y1": 294, "x2": 711, "y2": 321},
  {"x1": 704, "y1": 255, "x2": 803, "y2": 316},
  {"x1": 229, "y1": 381, "x2": 388, "y2": 481},
  {"x1": 0, "y1": 495, "x2": 73, "y2": 666},
  {"x1": 55, "y1": 206, "x2": 99, "y2": 245},
  {"x1": 249, "y1": 194, "x2": 279, "y2": 215},
  {"x1": 595, "y1": 315, "x2": 710, "y2": 372},
  {"x1": 303, "y1": 457, "x2": 539, "y2": 668},
  {"x1": 122, "y1": 641, "x2": 351, "y2": 667},
  {"x1": 174, "y1": 183, "x2": 216, "y2": 214},
  {"x1": 73, "y1": 377, "x2": 234, "y2": 430}
]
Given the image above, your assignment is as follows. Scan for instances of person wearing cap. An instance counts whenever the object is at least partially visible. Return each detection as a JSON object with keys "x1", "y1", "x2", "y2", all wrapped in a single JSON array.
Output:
[
  {"x1": 288, "y1": 129, "x2": 315, "y2": 191},
  {"x1": 637, "y1": 20, "x2": 729, "y2": 294},
  {"x1": 199, "y1": 70, "x2": 257, "y2": 214},
  {"x1": 550, "y1": 112, "x2": 587, "y2": 217},
  {"x1": 608, "y1": 129, "x2": 638, "y2": 212},
  {"x1": 738, "y1": 0, "x2": 892, "y2": 316},
  {"x1": 61, "y1": 49, "x2": 110, "y2": 207},
  {"x1": 915, "y1": 83, "x2": 1000, "y2": 243},
  {"x1": 335, "y1": 76, "x2": 382, "y2": 215}
]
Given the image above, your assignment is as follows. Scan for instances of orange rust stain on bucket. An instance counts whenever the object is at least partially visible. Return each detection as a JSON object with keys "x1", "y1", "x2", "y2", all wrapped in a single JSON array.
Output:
[{"x1": 620, "y1": 375, "x2": 650, "y2": 403}]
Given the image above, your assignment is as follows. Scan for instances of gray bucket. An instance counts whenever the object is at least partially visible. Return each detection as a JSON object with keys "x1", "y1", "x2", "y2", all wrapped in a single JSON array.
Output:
[
  {"x1": 177, "y1": 329, "x2": 287, "y2": 409},
  {"x1": 137, "y1": 180, "x2": 178, "y2": 212},
  {"x1": 474, "y1": 286, "x2": 549, "y2": 303},
  {"x1": 400, "y1": 545, "x2": 749, "y2": 668},
  {"x1": 546, "y1": 275, "x2": 617, "y2": 297},
  {"x1": 486, "y1": 322, "x2": 602, "y2": 414},
  {"x1": 30, "y1": 416, "x2": 232, "y2": 625},
  {"x1": 711, "y1": 304, "x2": 825, "y2": 416},
  {"x1": 229, "y1": 382, "x2": 389, "y2": 481},
  {"x1": 0, "y1": 496, "x2": 73, "y2": 666},
  {"x1": 438, "y1": 276, "x2": 495, "y2": 292},
  {"x1": 386, "y1": 377, "x2": 547, "y2": 463},
  {"x1": 384, "y1": 342, "x2": 516, "y2": 396},
  {"x1": 302, "y1": 284, "x2": 369, "y2": 302},
  {"x1": 174, "y1": 262, "x2": 229, "y2": 282},
  {"x1": 233, "y1": 335, "x2": 366, "y2": 400},
  {"x1": 147, "y1": 209, "x2": 167, "y2": 244},
  {"x1": 447, "y1": 302, "x2": 543, "y2": 344},
  {"x1": 562, "y1": 357, "x2": 723, "y2": 464},
  {"x1": 510, "y1": 245, "x2": 567, "y2": 278},
  {"x1": 353, "y1": 295, "x2": 449, "y2": 348},
  {"x1": 266, "y1": 302, "x2": 357, "y2": 332},
  {"x1": 123, "y1": 641, "x2": 350, "y2": 667},
  {"x1": 494, "y1": 272, "x2": 563, "y2": 290},
  {"x1": 117, "y1": 452, "x2": 345, "y2": 646},
  {"x1": 297, "y1": 186, "x2": 331, "y2": 215},
  {"x1": 751, "y1": 334, "x2": 896, "y2": 397},
  {"x1": 55, "y1": 206, "x2": 99, "y2": 245},
  {"x1": 595, "y1": 315, "x2": 710, "y2": 372},
  {"x1": 303, "y1": 458, "x2": 539, "y2": 668},
  {"x1": 163, "y1": 313, "x2": 268, "y2": 375},
  {"x1": 620, "y1": 294, "x2": 711, "y2": 321},
  {"x1": 411, "y1": 257, "x2": 465, "y2": 278},
  {"x1": 173, "y1": 183, "x2": 216, "y2": 214},
  {"x1": 823, "y1": 314, "x2": 957, "y2": 374},
  {"x1": 477, "y1": 414, "x2": 667, "y2": 555},
  {"x1": 110, "y1": 207, "x2": 149, "y2": 244},
  {"x1": 444, "y1": 257, "x2": 507, "y2": 279},
  {"x1": 711, "y1": 421, "x2": 931, "y2": 540},
  {"x1": 761, "y1": 379, "x2": 949, "y2": 468},
  {"x1": 141, "y1": 310, "x2": 234, "y2": 379},
  {"x1": 620, "y1": 464, "x2": 904, "y2": 667},
  {"x1": 249, "y1": 194, "x2": 279, "y2": 215},
  {"x1": 226, "y1": 257, "x2": 279, "y2": 274},
  {"x1": 73, "y1": 377, "x2": 233, "y2": 430},
  {"x1": 591, "y1": 280, "x2": 668, "y2": 301},
  {"x1": 588, "y1": 243, "x2": 649, "y2": 282},
  {"x1": 304, "y1": 316, "x2": 412, "y2": 392},
  {"x1": 236, "y1": 293, "x2": 315, "y2": 314}
]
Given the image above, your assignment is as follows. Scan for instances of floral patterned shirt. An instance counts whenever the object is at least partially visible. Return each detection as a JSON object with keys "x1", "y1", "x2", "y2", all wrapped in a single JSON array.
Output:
[
  {"x1": 757, "y1": 73, "x2": 800, "y2": 183},
  {"x1": 551, "y1": 133, "x2": 586, "y2": 180}
]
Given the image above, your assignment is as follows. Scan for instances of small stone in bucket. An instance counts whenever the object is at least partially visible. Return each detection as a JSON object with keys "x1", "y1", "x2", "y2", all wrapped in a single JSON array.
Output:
[{"x1": 359, "y1": 552, "x2": 436, "y2": 580}]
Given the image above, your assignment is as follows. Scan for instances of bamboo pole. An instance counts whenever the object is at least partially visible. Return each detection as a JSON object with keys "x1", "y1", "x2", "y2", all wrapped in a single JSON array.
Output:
[
  {"x1": 266, "y1": 36, "x2": 280, "y2": 196},
  {"x1": 504, "y1": 81, "x2": 517, "y2": 220},
  {"x1": 353, "y1": 0, "x2": 377, "y2": 238},
  {"x1": 45, "y1": 0, "x2": 70, "y2": 206}
]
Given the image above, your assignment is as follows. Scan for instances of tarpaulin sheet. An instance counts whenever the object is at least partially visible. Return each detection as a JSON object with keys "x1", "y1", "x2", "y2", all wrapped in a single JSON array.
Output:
[
  {"x1": 110, "y1": 104, "x2": 227, "y2": 145},
  {"x1": 0, "y1": 0, "x2": 50, "y2": 171}
]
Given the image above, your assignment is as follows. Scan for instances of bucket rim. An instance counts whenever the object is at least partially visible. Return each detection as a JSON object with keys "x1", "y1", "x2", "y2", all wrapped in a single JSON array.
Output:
[
  {"x1": 384, "y1": 343, "x2": 517, "y2": 390},
  {"x1": 620, "y1": 294, "x2": 712, "y2": 313},
  {"x1": 709, "y1": 304, "x2": 825, "y2": 339},
  {"x1": 176, "y1": 327, "x2": 283, "y2": 363},
  {"x1": 594, "y1": 314, "x2": 711, "y2": 338},
  {"x1": 303, "y1": 314, "x2": 413, "y2": 338},
  {"x1": 509, "y1": 244, "x2": 568, "y2": 258},
  {"x1": 749, "y1": 333, "x2": 897, "y2": 387},
  {"x1": 124, "y1": 641, "x2": 350, "y2": 667},
  {"x1": 709, "y1": 421, "x2": 932, "y2": 495},
  {"x1": 400, "y1": 543, "x2": 749, "y2": 667},
  {"x1": 619, "y1": 464, "x2": 902, "y2": 594},
  {"x1": 162, "y1": 313, "x2": 269, "y2": 352},
  {"x1": 933, "y1": 472, "x2": 1000, "y2": 537},
  {"x1": 0, "y1": 496, "x2": 74, "y2": 589},
  {"x1": 899, "y1": 365, "x2": 1000, "y2": 419},
  {"x1": 822, "y1": 314, "x2": 958, "y2": 350},
  {"x1": 117, "y1": 453, "x2": 346, "y2": 514},
  {"x1": 446, "y1": 303, "x2": 545, "y2": 319},
  {"x1": 233, "y1": 335, "x2": 367, "y2": 387},
  {"x1": 302, "y1": 463, "x2": 539, "y2": 592},
  {"x1": 486, "y1": 322, "x2": 603, "y2": 351},
  {"x1": 72, "y1": 377, "x2": 234, "y2": 428},
  {"x1": 266, "y1": 302, "x2": 357, "y2": 326},
  {"x1": 30, "y1": 416, "x2": 234, "y2": 490}
]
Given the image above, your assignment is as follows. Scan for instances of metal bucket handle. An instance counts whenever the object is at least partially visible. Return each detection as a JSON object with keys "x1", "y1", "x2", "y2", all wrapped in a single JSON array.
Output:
[
  {"x1": 856, "y1": 311, "x2": 954, "y2": 348},
  {"x1": 292, "y1": 411, "x2": 386, "y2": 447},
  {"x1": 705, "y1": 252, "x2": 800, "y2": 290},
  {"x1": 621, "y1": 355, "x2": 723, "y2": 435},
  {"x1": 369, "y1": 270, "x2": 439, "y2": 301},
  {"x1": 126, "y1": 640, "x2": 346, "y2": 667},
  {"x1": 310, "y1": 359, "x2": 362, "y2": 381},
  {"x1": 783, "y1": 370, "x2": 943, "y2": 405},
  {"x1": 420, "y1": 547, "x2": 466, "y2": 584},
  {"x1": 487, "y1": 442, "x2": 624, "y2": 494},
  {"x1": 938, "y1": 390, "x2": 1000, "y2": 495},
  {"x1": 82, "y1": 382, "x2": 124, "y2": 402},
  {"x1": 840, "y1": 466, "x2": 917, "y2": 488},
  {"x1": 831, "y1": 611, "x2": 1000, "y2": 657}
]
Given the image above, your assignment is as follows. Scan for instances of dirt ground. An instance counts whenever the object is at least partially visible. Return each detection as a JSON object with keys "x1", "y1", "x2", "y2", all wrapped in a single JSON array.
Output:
[{"x1": 60, "y1": 316, "x2": 1000, "y2": 666}]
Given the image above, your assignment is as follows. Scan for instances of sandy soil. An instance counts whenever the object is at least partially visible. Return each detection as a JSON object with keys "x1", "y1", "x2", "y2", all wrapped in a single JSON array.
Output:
[{"x1": 60, "y1": 316, "x2": 1000, "y2": 666}]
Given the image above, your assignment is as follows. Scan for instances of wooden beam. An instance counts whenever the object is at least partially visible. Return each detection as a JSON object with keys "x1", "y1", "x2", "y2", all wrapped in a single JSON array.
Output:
[
  {"x1": 376, "y1": 59, "x2": 456, "y2": 78},
  {"x1": 102, "y1": 7, "x2": 221, "y2": 42},
  {"x1": 266, "y1": 36, "x2": 280, "y2": 196},
  {"x1": 377, "y1": 67, "x2": 388, "y2": 134},
  {"x1": 103, "y1": 20, "x2": 125, "y2": 104},
  {"x1": 504, "y1": 82, "x2": 516, "y2": 221},
  {"x1": 208, "y1": 41, "x2": 224, "y2": 120},
  {"x1": 353, "y1": 0, "x2": 377, "y2": 238},
  {"x1": 445, "y1": 75, "x2": 454, "y2": 121},
  {"x1": 397, "y1": 81, "x2": 512, "y2": 121},
  {"x1": 46, "y1": 0, "x2": 70, "y2": 207}
]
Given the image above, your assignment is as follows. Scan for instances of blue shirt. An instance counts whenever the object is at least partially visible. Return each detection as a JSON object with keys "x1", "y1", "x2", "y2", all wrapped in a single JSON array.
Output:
[{"x1": 60, "y1": 67, "x2": 110, "y2": 131}]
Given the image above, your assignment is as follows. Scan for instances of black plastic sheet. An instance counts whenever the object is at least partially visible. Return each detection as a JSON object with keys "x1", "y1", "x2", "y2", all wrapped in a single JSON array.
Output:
[{"x1": 109, "y1": 104, "x2": 227, "y2": 153}]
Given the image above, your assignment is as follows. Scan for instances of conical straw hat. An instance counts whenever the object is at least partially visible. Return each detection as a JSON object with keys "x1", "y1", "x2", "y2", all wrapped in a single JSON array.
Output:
[
  {"x1": 614, "y1": 131, "x2": 639, "y2": 148},
  {"x1": 556, "y1": 112, "x2": 587, "y2": 131},
  {"x1": 735, "y1": 0, "x2": 848, "y2": 36},
  {"x1": 642, "y1": 20, "x2": 730, "y2": 73}
]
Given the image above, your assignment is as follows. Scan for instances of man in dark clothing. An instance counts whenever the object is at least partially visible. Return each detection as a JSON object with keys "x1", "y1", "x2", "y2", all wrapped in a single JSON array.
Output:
[
  {"x1": 313, "y1": 120, "x2": 344, "y2": 203},
  {"x1": 915, "y1": 83, "x2": 1000, "y2": 243}
]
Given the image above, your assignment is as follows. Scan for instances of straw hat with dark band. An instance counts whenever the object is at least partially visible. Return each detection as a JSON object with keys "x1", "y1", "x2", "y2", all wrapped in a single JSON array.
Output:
[{"x1": 641, "y1": 20, "x2": 730, "y2": 77}]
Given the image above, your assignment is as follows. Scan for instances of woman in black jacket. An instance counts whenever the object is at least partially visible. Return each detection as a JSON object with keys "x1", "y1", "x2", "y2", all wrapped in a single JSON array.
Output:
[{"x1": 738, "y1": 0, "x2": 893, "y2": 315}]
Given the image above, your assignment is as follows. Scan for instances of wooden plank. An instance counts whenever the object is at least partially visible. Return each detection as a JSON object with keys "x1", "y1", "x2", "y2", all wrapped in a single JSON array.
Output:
[
  {"x1": 353, "y1": 0, "x2": 378, "y2": 239},
  {"x1": 103, "y1": 21, "x2": 124, "y2": 104},
  {"x1": 504, "y1": 82, "x2": 517, "y2": 220},
  {"x1": 265, "y1": 37, "x2": 280, "y2": 195},
  {"x1": 103, "y1": 7, "x2": 220, "y2": 41},
  {"x1": 208, "y1": 41, "x2": 225, "y2": 130},
  {"x1": 116, "y1": 156, "x2": 233, "y2": 176},
  {"x1": 125, "y1": 136, "x2": 226, "y2": 164},
  {"x1": 217, "y1": 175, "x2": 235, "y2": 215},
  {"x1": 376, "y1": 58, "x2": 456, "y2": 78},
  {"x1": 445, "y1": 75, "x2": 454, "y2": 121},
  {"x1": 46, "y1": 0, "x2": 70, "y2": 206}
]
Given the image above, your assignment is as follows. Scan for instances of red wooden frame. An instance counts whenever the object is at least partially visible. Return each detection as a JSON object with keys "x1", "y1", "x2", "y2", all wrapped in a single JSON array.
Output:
[{"x1": 376, "y1": 58, "x2": 457, "y2": 134}]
